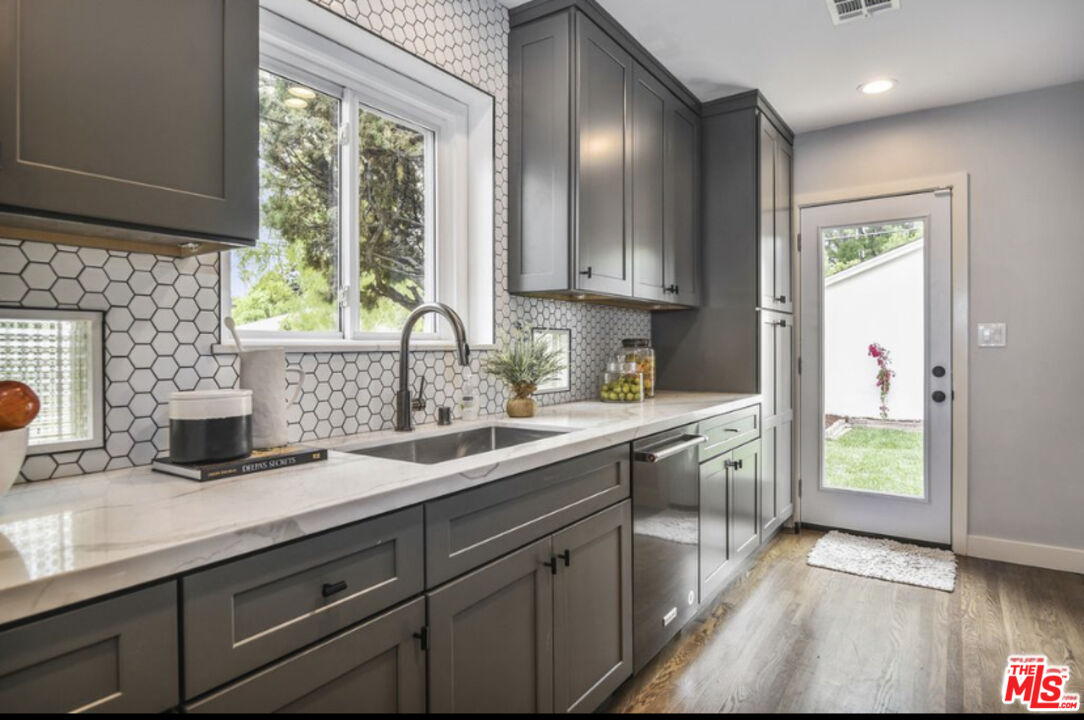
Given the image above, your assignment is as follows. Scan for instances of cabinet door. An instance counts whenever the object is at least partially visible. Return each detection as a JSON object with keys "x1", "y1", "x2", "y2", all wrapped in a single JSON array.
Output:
[
  {"x1": 730, "y1": 441, "x2": 760, "y2": 561},
  {"x1": 760, "y1": 425, "x2": 777, "y2": 533},
  {"x1": 0, "y1": 0, "x2": 257, "y2": 243},
  {"x1": 760, "y1": 311, "x2": 778, "y2": 416},
  {"x1": 665, "y1": 96, "x2": 700, "y2": 307},
  {"x1": 758, "y1": 117, "x2": 778, "y2": 309},
  {"x1": 574, "y1": 14, "x2": 633, "y2": 296},
  {"x1": 509, "y1": 13, "x2": 571, "y2": 293},
  {"x1": 774, "y1": 138, "x2": 794, "y2": 312},
  {"x1": 699, "y1": 454, "x2": 729, "y2": 601},
  {"x1": 428, "y1": 538, "x2": 555, "y2": 713},
  {"x1": 775, "y1": 419, "x2": 794, "y2": 523},
  {"x1": 187, "y1": 598, "x2": 425, "y2": 714},
  {"x1": 553, "y1": 501, "x2": 633, "y2": 713},
  {"x1": 775, "y1": 312, "x2": 794, "y2": 418},
  {"x1": 0, "y1": 583, "x2": 178, "y2": 713},
  {"x1": 630, "y1": 65, "x2": 667, "y2": 302}
]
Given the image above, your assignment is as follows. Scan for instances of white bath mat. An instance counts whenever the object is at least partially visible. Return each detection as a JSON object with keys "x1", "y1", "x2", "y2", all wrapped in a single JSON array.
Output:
[{"x1": 807, "y1": 530, "x2": 957, "y2": 592}]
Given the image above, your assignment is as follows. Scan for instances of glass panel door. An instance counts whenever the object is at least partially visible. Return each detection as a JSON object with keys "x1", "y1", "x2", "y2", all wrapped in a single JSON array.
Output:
[{"x1": 821, "y1": 220, "x2": 926, "y2": 498}]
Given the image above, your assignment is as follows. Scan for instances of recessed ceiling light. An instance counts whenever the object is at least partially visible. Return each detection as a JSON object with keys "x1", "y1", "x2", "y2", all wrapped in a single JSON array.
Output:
[
  {"x1": 284, "y1": 97, "x2": 308, "y2": 109},
  {"x1": 287, "y1": 86, "x2": 316, "y2": 100},
  {"x1": 858, "y1": 78, "x2": 897, "y2": 95}
]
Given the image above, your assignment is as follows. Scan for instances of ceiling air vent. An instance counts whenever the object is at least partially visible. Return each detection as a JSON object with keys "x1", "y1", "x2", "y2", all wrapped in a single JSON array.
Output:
[{"x1": 826, "y1": 0, "x2": 899, "y2": 25}]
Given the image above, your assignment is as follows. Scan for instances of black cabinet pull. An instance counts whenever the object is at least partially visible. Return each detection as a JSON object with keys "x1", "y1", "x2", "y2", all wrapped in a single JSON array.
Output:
[
  {"x1": 664, "y1": 284, "x2": 679, "y2": 295},
  {"x1": 579, "y1": 266, "x2": 593, "y2": 278},
  {"x1": 321, "y1": 580, "x2": 348, "y2": 598},
  {"x1": 775, "y1": 294, "x2": 787, "y2": 303},
  {"x1": 543, "y1": 556, "x2": 558, "y2": 574},
  {"x1": 413, "y1": 626, "x2": 429, "y2": 651},
  {"x1": 560, "y1": 549, "x2": 571, "y2": 567}
]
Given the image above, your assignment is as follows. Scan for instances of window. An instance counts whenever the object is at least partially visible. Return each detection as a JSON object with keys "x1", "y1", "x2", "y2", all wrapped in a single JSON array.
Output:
[
  {"x1": 223, "y1": 5, "x2": 494, "y2": 347},
  {"x1": 0, "y1": 309, "x2": 103, "y2": 453}
]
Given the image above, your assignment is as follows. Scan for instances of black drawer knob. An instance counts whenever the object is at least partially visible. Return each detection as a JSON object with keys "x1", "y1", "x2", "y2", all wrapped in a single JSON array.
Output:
[{"x1": 322, "y1": 580, "x2": 348, "y2": 598}]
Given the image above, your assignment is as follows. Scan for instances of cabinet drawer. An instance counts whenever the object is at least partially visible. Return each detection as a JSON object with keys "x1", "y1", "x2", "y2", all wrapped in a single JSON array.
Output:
[
  {"x1": 698, "y1": 405, "x2": 760, "y2": 461},
  {"x1": 426, "y1": 444, "x2": 630, "y2": 587},
  {"x1": 183, "y1": 507, "x2": 424, "y2": 699},
  {"x1": 187, "y1": 598, "x2": 425, "y2": 714},
  {"x1": 0, "y1": 583, "x2": 178, "y2": 713}
]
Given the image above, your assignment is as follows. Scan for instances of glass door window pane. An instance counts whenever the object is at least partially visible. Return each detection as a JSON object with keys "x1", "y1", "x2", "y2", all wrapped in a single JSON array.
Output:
[
  {"x1": 357, "y1": 106, "x2": 432, "y2": 334},
  {"x1": 821, "y1": 220, "x2": 926, "y2": 498},
  {"x1": 230, "y1": 70, "x2": 341, "y2": 333}
]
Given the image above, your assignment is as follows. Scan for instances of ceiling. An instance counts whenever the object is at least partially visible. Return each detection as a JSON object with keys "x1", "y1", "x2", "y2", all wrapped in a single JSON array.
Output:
[{"x1": 499, "y1": 0, "x2": 1084, "y2": 133}]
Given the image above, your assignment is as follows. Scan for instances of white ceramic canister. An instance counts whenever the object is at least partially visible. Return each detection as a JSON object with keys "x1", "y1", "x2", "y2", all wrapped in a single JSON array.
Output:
[
  {"x1": 169, "y1": 390, "x2": 252, "y2": 464},
  {"x1": 238, "y1": 349, "x2": 304, "y2": 450},
  {"x1": 0, "y1": 426, "x2": 29, "y2": 494}
]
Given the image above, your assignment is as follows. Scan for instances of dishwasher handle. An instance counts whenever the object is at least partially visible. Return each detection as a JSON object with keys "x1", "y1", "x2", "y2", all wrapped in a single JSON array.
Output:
[{"x1": 633, "y1": 434, "x2": 707, "y2": 463}]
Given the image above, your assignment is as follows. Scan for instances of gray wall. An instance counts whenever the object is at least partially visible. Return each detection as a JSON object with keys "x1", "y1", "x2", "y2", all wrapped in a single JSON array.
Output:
[
  {"x1": 794, "y1": 81, "x2": 1084, "y2": 551},
  {"x1": 0, "y1": 0, "x2": 650, "y2": 482}
]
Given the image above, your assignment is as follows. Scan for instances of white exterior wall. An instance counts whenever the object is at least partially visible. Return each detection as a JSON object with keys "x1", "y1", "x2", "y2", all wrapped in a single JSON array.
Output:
[{"x1": 824, "y1": 242, "x2": 924, "y2": 421}]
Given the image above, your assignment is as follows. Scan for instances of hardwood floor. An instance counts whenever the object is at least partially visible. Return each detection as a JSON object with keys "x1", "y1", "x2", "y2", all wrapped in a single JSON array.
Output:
[{"x1": 607, "y1": 529, "x2": 1084, "y2": 713}]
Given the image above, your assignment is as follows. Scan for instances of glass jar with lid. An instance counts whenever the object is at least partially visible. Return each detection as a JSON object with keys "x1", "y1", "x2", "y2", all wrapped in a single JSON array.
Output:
[
  {"x1": 600, "y1": 361, "x2": 644, "y2": 403},
  {"x1": 618, "y1": 338, "x2": 655, "y2": 397}
]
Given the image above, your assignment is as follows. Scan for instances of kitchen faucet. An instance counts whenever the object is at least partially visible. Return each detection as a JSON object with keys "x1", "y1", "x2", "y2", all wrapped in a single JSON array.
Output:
[{"x1": 396, "y1": 302, "x2": 471, "y2": 431}]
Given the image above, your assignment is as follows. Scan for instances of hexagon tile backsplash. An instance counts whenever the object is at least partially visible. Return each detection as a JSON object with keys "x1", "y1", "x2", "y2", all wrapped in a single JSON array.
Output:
[{"x1": 0, "y1": 0, "x2": 652, "y2": 483}]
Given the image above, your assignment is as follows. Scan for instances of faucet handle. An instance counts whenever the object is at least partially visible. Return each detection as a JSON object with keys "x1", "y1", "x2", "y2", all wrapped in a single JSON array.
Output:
[{"x1": 412, "y1": 377, "x2": 427, "y2": 412}]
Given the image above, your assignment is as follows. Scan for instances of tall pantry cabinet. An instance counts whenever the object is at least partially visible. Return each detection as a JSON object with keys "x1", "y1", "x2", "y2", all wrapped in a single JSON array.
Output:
[{"x1": 652, "y1": 90, "x2": 796, "y2": 535}]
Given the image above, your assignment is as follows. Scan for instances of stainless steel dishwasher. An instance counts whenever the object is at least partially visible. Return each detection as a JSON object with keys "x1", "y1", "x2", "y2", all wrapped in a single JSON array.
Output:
[{"x1": 632, "y1": 423, "x2": 706, "y2": 672}]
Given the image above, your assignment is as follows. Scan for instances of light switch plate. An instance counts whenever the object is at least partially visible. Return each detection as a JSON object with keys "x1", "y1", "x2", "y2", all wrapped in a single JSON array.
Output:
[{"x1": 977, "y1": 322, "x2": 1006, "y2": 347}]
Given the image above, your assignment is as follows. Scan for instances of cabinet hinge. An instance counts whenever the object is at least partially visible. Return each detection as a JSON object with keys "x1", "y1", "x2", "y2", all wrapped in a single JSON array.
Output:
[
  {"x1": 797, "y1": 233, "x2": 802, "y2": 253},
  {"x1": 413, "y1": 626, "x2": 430, "y2": 651},
  {"x1": 797, "y1": 356, "x2": 802, "y2": 375},
  {"x1": 337, "y1": 121, "x2": 351, "y2": 147},
  {"x1": 337, "y1": 284, "x2": 350, "y2": 309},
  {"x1": 798, "y1": 478, "x2": 802, "y2": 498}
]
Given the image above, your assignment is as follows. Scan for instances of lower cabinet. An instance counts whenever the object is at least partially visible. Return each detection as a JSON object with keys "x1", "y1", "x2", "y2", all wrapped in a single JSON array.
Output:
[
  {"x1": 699, "y1": 438, "x2": 762, "y2": 602},
  {"x1": 186, "y1": 598, "x2": 426, "y2": 713},
  {"x1": 760, "y1": 419, "x2": 793, "y2": 535},
  {"x1": 428, "y1": 501, "x2": 632, "y2": 714},
  {"x1": 730, "y1": 440, "x2": 761, "y2": 563},
  {"x1": 0, "y1": 582, "x2": 178, "y2": 714}
]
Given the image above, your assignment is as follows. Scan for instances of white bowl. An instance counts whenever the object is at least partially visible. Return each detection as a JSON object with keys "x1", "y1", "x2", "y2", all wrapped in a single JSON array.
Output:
[{"x1": 0, "y1": 427, "x2": 29, "y2": 494}]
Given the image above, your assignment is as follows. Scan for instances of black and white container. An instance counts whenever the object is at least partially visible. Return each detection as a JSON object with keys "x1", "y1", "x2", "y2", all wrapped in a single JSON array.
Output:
[{"x1": 169, "y1": 390, "x2": 253, "y2": 464}]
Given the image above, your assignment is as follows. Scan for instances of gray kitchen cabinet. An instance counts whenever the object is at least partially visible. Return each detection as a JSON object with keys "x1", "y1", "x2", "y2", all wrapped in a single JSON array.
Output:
[
  {"x1": 510, "y1": 2, "x2": 701, "y2": 308},
  {"x1": 760, "y1": 310, "x2": 794, "y2": 419},
  {"x1": 761, "y1": 419, "x2": 794, "y2": 536},
  {"x1": 428, "y1": 537, "x2": 556, "y2": 714},
  {"x1": 0, "y1": 0, "x2": 258, "y2": 253},
  {"x1": 186, "y1": 598, "x2": 426, "y2": 714},
  {"x1": 761, "y1": 309, "x2": 794, "y2": 534},
  {"x1": 575, "y1": 14, "x2": 634, "y2": 297},
  {"x1": 182, "y1": 506, "x2": 424, "y2": 699},
  {"x1": 630, "y1": 65, "x2": 668, "y2": 302},
  {"x1": 0, "y1": 582, "x2": 178, "y2": 713},
  {"x1": 729, "y1": 440, "x2": 761, "y2": 562},
  {"x1": 552, "y1": 501, "x2": 633, "y2": 713},
  {"x1": 759, "y1": 118, "x2": 793, "y2": 313},
  {"x1": 698, "y1": 454, "x2": 730, "y2": 601},
  {"x1": 429, "y1": 501, "x2": 633, "y2": 714},
  {"x1": 425, "y1": 444, "x2": 630, "y2": 588},
  {"x1": 665, "y1": 95, "x2": 701, "y2": 307},
  {"x1": 654, "y1": 91, "x2": 795, "y2": 392}
]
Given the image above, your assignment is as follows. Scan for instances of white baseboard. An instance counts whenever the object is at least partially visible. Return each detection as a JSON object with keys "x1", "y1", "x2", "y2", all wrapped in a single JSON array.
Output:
[{"x1": 966, "y1": 535, "x2": 1084, "y2": 575}]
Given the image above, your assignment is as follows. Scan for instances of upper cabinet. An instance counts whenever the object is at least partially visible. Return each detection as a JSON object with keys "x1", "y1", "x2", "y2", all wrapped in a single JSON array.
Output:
[
  {"x1": 0, "y1": 0, "x2": 258, "y2": 255},
  {"x1": 509, "y1": 1, "x2": 700, "y2": 309},
  {"x1": 759, "y1": 117, "x2": 793, "y2": 313}
]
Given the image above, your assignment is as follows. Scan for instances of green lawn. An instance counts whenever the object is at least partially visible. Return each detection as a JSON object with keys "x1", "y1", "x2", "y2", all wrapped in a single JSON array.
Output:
[{"x1": 825, "y1": 427, "x2": 924, "y2": 497}]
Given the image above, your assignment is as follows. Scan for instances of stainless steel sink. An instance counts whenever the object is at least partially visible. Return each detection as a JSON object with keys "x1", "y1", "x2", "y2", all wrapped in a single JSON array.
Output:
[{"x1": 347, "y1": 425, "x2": 568, "y2": 464}]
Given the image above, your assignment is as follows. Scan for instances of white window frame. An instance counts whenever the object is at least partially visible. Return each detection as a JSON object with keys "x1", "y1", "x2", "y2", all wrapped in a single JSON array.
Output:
[
  {"x1": 1, "y1": 308, "x2": 104, "y2": 455},
  {"x1": 220, "y1": 2, "x2": 494, "y2": 350}
]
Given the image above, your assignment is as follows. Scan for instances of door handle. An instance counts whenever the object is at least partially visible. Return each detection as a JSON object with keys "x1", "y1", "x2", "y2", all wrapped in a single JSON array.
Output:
[
  {"x1": 543, "y1": 556, "x2": 558, "y2": 575},
  {"x1": 633, "y1": 434, "x2": 707, "y2": 463},
  {"x1": 559, "y1": 549, "x2": 571, "y2": 567},
  {"x1": 322, "y1": 580, "x2": 348, "y2": 598},
  {"x1": 932, "y1": 390, "x2": 947, "y2": 403},
  {"x1": 724, "y1": 459, "x2": 743, "y2": 470},
  {"x1": 579, "y1": 266, "x2": 593, "y2": 279}
]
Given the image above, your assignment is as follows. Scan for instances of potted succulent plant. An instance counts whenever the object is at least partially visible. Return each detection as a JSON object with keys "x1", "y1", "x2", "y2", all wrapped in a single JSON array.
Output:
[
  {"x1": 485, "y1": 325, "x2": 566, "y2": 418},
  {"x1": 0, "y1": 381, "x2": 40, "y2": 494}
]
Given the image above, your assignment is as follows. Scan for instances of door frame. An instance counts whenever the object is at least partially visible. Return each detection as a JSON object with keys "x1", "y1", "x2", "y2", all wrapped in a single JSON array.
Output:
[{"x1": 793, "y1": 173, "x2": 970, "y2": 554}]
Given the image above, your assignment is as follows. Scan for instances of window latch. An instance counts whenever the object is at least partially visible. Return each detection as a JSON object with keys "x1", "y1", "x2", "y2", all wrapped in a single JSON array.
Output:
[{"x1": 337, "y1": 284, "x2": 350, "y2": 309}]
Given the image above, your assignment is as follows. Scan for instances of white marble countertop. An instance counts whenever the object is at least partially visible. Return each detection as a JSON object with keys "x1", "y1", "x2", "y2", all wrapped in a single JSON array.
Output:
[{"x1": 0, "y1": 392, "x2": 758, "y2": 626}]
